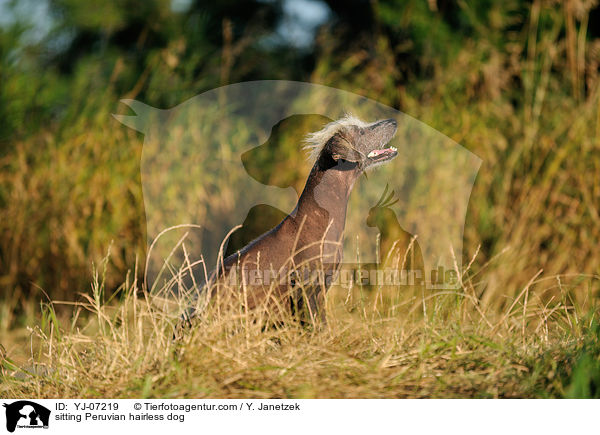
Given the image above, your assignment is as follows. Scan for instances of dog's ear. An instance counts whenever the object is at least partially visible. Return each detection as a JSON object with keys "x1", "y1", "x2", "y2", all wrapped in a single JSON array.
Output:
[{"x1": 329, "y1": 135, "x2": 362, "y2": 163}]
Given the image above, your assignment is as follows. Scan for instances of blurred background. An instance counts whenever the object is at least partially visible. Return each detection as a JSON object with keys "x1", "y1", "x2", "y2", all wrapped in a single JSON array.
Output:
[{"x1": 1, "y1": 0, "x2": 599, "y2": 329}]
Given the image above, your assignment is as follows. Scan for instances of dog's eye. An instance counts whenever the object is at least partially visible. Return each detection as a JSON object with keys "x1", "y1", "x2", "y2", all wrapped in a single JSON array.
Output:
[{"x1": 360, "y1": 130, "x2": 365, "y2": 135}]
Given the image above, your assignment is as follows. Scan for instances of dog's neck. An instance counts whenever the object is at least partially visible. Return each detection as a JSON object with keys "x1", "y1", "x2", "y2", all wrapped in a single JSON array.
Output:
[{"x1": 292, "y1": 156, "x2": 361, "y2": 245}]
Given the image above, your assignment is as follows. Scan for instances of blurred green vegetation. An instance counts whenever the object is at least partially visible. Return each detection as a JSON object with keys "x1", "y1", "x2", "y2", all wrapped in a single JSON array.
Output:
[
  {"x1": 0, "y1": 0, "x2": 599, "y2": 333},
  {"x1": 565, "y1": 318, "x2": 600, "y2": 398},
  {"x1": 0, "y1": 0, "x2": 599, "y2": 399}
]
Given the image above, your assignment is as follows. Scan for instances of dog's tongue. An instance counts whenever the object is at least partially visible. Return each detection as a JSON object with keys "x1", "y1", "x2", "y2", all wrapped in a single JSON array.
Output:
[{"x1": 367, "y1": 146, "x2": 397, "y2": 158}]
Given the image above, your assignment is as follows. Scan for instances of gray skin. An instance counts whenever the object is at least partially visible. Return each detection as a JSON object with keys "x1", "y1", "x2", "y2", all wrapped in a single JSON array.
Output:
[{"x1": 184, "y1": 118, "x2": 398, "y2": 326}]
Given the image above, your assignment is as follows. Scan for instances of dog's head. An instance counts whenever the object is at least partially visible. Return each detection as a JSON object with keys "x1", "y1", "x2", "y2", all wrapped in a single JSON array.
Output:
[{"x1": 304, "y1": 115, "x2": 398, "y2": 171}]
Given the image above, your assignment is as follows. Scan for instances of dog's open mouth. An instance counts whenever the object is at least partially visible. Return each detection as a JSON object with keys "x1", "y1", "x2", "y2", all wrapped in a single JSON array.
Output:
[{"x1": 367, "y1": 146, "x2": 398, "y2": 162}]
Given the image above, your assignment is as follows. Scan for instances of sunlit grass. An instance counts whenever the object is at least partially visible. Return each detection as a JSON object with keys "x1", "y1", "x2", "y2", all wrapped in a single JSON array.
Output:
[
  {"x1": 1, "y1": 0, "x2": 600, "y2": 399},
  {"x1": 1, "y1": 247, "x2": 598, "y2": 399}
]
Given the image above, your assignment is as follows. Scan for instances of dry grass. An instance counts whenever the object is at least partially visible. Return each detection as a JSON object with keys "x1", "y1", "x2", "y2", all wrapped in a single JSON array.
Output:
[
  {"x1": 2, "y1": 1, "x2": 600, "y2": 399},
  {"x1": 1, "y1": 248, "x2": 598, "y2": 399}
]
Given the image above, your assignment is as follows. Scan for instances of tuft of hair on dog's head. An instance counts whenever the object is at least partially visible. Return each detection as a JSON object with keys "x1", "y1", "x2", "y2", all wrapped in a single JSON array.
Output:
[{"x1": 303, "y1": 113, "x2": 370, "y2": 162}]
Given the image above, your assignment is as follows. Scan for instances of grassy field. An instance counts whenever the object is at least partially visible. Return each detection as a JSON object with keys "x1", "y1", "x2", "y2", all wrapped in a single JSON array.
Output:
[
  {"x1": 1, "y1": 251, "x2": 599, "y2": 399},
  {"x1": 1, "y1": 1, "x2": 600, "y2": 398}
]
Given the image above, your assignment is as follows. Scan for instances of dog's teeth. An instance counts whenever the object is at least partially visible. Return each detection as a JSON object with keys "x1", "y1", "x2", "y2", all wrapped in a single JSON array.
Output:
[
  {"x1": 390, "y1": 146, "x2": 397, "y2": 151},
  {"x1": 367, "y1": 151, "x2": 377, "y2": 158}
]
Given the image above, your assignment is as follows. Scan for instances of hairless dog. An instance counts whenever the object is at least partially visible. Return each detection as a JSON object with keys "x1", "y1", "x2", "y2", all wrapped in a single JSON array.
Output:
[{"x1": 181, "y1": 115, "x2": 398, "y2": 327}]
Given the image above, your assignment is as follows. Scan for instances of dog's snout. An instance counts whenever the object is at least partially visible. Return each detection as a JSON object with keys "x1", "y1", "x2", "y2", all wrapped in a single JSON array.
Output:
[{"x1": 369, "y1": 118, "x2": 398, "y2": 130}]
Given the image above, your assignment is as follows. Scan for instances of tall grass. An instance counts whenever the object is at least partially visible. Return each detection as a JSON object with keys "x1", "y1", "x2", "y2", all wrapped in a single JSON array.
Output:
[
  {"x1": 1, "y1": 244, "x2": 598, "y2": 398},
  {"x1": 313, "y1": 0, "x2": 600, "y2": 311},
  {"x1": 1, "y1": 1, "x2": 600, "y2": 397}
]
